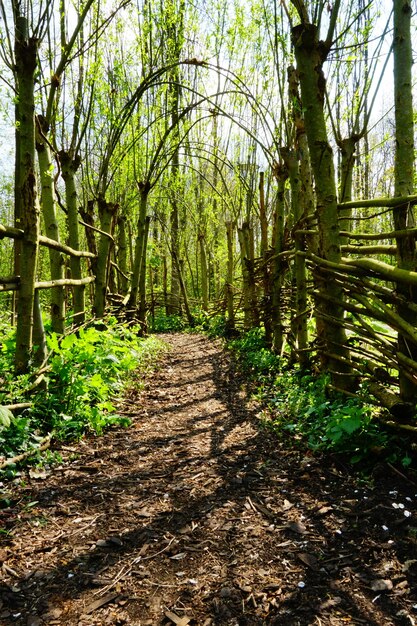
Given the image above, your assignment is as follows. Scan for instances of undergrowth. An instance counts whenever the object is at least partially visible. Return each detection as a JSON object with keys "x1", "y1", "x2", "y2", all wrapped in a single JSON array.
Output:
[
  {"x1": 227, "y1": 327, "x2": 410, "y2": 468},
  {"x1": 0, "y1": 318, "x2": 166, "y2": 474}
]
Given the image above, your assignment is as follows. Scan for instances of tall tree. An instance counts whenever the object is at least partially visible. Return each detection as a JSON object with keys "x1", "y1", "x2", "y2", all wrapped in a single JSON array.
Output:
[
  {"x1": 393, "y1": 0, "x2": 417, "y2": 401},
  {"x1": 290, "y1": 0, "x2": 354, "y2": 391},
  {"x1": 13, "y1": 6, "x2": 40, "y2": 372}
]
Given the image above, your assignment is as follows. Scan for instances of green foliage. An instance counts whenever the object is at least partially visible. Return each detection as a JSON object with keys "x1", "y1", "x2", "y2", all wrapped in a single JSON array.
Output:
[
  {"x1": 228, "y1": 329, "x2": 399, "y2": 465},
  {"x1": 0, "y1": 407, "x2": 12, "y2": 429},
  {"x1": 150, "y1": 312, "x2": 186, "y2": 333},
  {"x1": 191, "y1": 312, "x2": 229, "y2": 338},
  {"x1": 0, "y1": 320, "x2": 166, "y2": 469},
  {"x1": 228, "y1": 327, "x2": 280, "y2": 378},
  {"x1": 263, "y1": 371, "x2": 388, "y2": 462}
]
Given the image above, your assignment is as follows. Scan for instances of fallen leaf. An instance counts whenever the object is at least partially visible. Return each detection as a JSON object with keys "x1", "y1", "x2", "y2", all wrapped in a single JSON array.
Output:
[
  {"x1": 317, "y1": 506, "x2": 333, "y2": 515},
  {"x1": 298, "y1": 552, "x2": 319, "y2": 571},
  {"x1": 29, "y1": 468, "x2": 48, "y2": 480},
  {"x1": 319, "y1": 596, "x2": 342, "y2": 611},
  {"x1": 370, "y1": 579, "x2": 393, "y2": 592},
  {"x1": 170, "y1": 552, "x2": 187, "y2": 560},
  {"x1": 286, "y1": 520, "x2": 307, "y2": 534}
]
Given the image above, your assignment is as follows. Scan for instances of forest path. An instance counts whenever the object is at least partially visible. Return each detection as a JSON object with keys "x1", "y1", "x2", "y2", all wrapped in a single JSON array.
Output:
[{"x1": 1, "y1": 333, "x2": 416, "y2": 625}]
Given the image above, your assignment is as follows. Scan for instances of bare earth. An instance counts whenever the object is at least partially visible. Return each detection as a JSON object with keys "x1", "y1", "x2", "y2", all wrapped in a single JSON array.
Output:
[{"x1": 1, "y1": 333, "x2": 417, "y2": 625}]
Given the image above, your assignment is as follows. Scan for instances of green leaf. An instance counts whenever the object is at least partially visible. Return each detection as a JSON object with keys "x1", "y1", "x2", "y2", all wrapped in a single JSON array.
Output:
[
  {"x1": 340, "y1": 416, "x2": 361, "y2": 434},
  {"x1": 0, "y1": 406, "x2": 13, "y2": 429}
]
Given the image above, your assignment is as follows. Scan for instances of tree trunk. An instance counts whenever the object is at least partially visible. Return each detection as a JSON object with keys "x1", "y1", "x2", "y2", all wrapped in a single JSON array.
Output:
[
  {"x1": 94, "y1": 197, "x2": 118, "y2": 318},
  {"x1": 292, "y1": 22, "x2": 354, "y2": 390},
  {"x1": 282, "y1": 147, "x2": 309, "y2": 368},
  {"x1": 259, "y1": 172, "x2": 272, "y2": 345},
  {"x1": 198, "y1": 232, "x2": 209, "y2": 311},
  {"x1": 116, "y1": 214, "x2": 129, "y2": 295},
  {"x1": 36, "y1": 118, "x2": 65, "y2": 334},
  {"x1": 393, "y1": 0, "x2": 417, "y2": 401},
  {"x1": 271, "y1": 164, "x2": 288, "y2": 354},
  {"x1": 225, "y1": 221, "x2": 235, "y2": 333},
  {"x1": 14, "y1": 17, "x2": 41, "y2": 373},
  {"x1": 138, "y1": 216, "x2": 151, "y2": 332},
  {"x1": 128, "y1": 182, "x2": 150, "y2": 315},
  {"x1": 59, "y1": 151, "x2": 85, "y2": 325},
  {"x1": 238, "y1": 222, "x2": 259, "y2": 331}
]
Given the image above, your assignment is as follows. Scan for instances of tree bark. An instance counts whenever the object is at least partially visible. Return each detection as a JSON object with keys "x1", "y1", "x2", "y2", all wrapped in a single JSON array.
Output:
[
  {"x1": 393, "y1": 0, "x2": 417, "y2": 401},
  {"x1": 225, "y1": 221, "x2": 235, "y2": 333},
  {"x1": 36, "y1": 118, "x2": 65, "y2": 334},
  {"x1": 198, "y1": 232, "x2": 209, "y2": 312},
  {"x1": 291, "y1": 20, "x2": 354, "y2": 390},
  {"x1": 94, "y1": 197, "x2": 118, "y2": 318},
  {"x1": 14, "y1": 16, "x2": 41, "y2": 373},
  {"x1": 59, "y1": 150, "x2": 85, "y2": 325},
  {"x1": 128, "y1": 183, "x2": 150, "y2": 315}
]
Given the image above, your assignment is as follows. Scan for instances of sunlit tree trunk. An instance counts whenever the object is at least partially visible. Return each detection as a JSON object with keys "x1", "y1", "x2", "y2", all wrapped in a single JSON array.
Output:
[
  {"x1": 292, "y1": 19, "x2": 354, "y2": 391},
  {"x1": 238, "y1": 222, "x2": 259, "y2": 331},
  {"x1": 271, "y1": 165, "x2": 288, "y2": 354},
  {"x1": 259, "y1": 172, "x2": 272, "y2": 345},
  {"x1": 14, "y1": 15, "x2": 41, "y2": 373},
  {"x1": 116, "y1": 214, "x2": 129, "y2": 296},
  {"x1": 282, "y1": 147, "x2": 309, "y2": 368},
  {"x1": 393, "y1": 0, "x2": 417, "y2": 401},
  {"x1": 225, "y1": 221, "x2": 235, "y2": 333},
  {"x1": 138, "y1": 216, "x2": 151, "y2": 331},
  {"x1": 198, "y1": 233, "x2": 209, "y2": 311}
]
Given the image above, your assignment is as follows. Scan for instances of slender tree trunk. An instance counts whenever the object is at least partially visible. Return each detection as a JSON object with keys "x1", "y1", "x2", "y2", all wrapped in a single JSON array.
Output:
[
  {"x1": 33, "y1": 290, "x2": 47, "y2": 366},
  {"x1": 282, "y1": 148, "x2": 309, "y2": 368},
  {"x1": 94, "y1": 197, "x2": 118, "y2": 318},
  {"x1": 59, "y1": 151, "x2": 85, "y2": 325},
  {"x1": 116, "y1": 214, "x2": 129, "y2": 295},
  {"x1": 173, "y1": 252, "x2": 194, "y2": 326},
  {"x1": 168, "y1": 154, "x2": 181, "y2": 314},
  {"x1": 198, "y1": 233, "x2": 209, "y2": 311},
  {"x1": 238, "y1": 222, "x2": 259, "y2": 331},
  {"x1": 14, "y1": 16, "x2": 41, "y2": 373},
  {"x1": 128, "y1": 183, "x2": 150, "y2": 315},
  {"x1": 162, "y1": 254, "x2": 168, "y2": 314},
  {"x1": 138, "y1": 216, "x2": 151, "y2": 332},
  {"x1": 225, "y1": 221, "x2": 235, "y2": 333},
  {"x1": 292, "y1": 22, "x2": 354, "y2": 390},
  {"x1": 393, "y1": 0, "x2": 417, "y2": 401},
  {"x1": 79, "y1": 200, "x2": 98, "y2": 277},
  {"x1": 271, "y1": 165, "x2": 288, "y2": 354},
  {"x1": 259, "y1": 172, "x2": 272, "y2": 345},
  {"x1": 338, "y1": 136, "x2": 357, "y2": 242},
  {"x1": 36, "y1": 119, "x2": 65, "y2": 334}
]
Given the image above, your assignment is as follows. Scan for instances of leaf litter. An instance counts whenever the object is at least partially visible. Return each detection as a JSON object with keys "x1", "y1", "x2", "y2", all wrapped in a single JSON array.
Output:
[{"x1": 1, "y1": 333, "x2": 417, "y2": 625}]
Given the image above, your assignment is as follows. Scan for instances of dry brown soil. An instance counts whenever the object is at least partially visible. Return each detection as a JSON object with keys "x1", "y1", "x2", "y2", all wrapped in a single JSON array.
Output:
[{"x1": 1, "y1": 333, "x2": 417, "y2": 625}]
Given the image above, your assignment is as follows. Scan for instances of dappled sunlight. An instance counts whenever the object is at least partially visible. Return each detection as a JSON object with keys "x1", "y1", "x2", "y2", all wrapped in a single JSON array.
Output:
[{"x1": 1, "y1": 334, "x2": 416, "y2": 625}]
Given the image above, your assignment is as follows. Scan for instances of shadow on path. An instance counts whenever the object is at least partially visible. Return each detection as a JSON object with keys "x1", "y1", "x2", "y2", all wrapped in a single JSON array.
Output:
[{"x1": 1, "y1": 333, "x2": 416, "y2": 625}]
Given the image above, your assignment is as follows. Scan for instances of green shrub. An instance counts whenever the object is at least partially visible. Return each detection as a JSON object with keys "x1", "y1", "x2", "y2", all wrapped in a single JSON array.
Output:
[
  {"x1": 228, "y1": 328, "x2": 395, "y2": 464},
  {"x1": 228, "y1": 327, "x2": 280, "y2": 377},
  {"x1": 150, "y1": 312, "x2": 185, "y2": 333},
  {"x1": 0, "y1": 320, "x2": 166, "y2": 467}
]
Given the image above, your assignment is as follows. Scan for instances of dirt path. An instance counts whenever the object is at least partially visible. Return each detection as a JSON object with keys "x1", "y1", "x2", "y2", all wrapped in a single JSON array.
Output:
[{"x1": 1, "y1": 333, "x2": 417, "y2": 625}]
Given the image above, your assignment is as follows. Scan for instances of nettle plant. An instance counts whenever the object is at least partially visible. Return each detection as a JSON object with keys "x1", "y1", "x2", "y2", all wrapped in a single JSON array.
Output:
[
  {"x1": 42, "y1": 320, "x2": 164, "y2": 437},
  {"x1": 0, "y1": 320, "x2": 166, "y2": 463}
]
